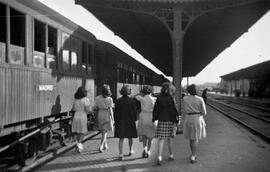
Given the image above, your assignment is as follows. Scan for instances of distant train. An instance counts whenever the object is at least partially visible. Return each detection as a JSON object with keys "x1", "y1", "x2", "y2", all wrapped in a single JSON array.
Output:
[{"x1": 0, "y1": 0, "x2": 166, "y2": 151}]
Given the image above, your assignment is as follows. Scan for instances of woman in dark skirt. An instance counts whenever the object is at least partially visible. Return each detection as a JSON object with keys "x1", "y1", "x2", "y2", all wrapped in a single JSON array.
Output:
[
  {"x1": 153, "y1": 82, "x2": 179, "y2": 165},
  {"x1": 114, "y1": 85, "x2": 138, "y2": 160}
]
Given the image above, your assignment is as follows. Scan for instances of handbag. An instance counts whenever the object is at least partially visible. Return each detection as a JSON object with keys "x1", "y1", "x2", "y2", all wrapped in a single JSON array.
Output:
[{"x1": 172, "y1": 123, "x2": 177, "y2": 137}]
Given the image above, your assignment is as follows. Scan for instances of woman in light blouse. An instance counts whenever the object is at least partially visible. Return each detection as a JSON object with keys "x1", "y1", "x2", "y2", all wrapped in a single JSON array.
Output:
[{"x1": 182, "y1": 84, "x2": 207, "y2": 163}]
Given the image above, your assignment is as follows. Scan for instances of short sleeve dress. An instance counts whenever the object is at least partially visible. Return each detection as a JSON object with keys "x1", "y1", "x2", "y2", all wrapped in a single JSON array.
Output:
[
  {"x1": 135, "y1": 94, "x2": 156, "y2": 139},
  {"x1": 95, "y1": 95, "x2": 114, "y2": 131},
  {"x1": 183, "y1": 95, "x2": 207, "y2": 140},
  {"x1": 72, "y1": 97, "x2": 91, "y2": 134}
]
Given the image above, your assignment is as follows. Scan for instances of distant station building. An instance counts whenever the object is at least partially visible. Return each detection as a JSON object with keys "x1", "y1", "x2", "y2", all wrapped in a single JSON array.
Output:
[{"x1": 219, "y1": 60, "x2": 270, "y2": 98}]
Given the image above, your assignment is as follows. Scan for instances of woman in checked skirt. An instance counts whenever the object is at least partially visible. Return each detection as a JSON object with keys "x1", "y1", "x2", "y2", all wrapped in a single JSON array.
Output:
[{"x1": 152, "y1": 82, "x2": 179, "y2": 165}]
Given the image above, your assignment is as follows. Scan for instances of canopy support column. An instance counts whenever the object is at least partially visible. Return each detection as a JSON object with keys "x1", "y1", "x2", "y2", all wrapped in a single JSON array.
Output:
[{"x1": 172, "y1": 6, "x2": 184, "y2": 114}]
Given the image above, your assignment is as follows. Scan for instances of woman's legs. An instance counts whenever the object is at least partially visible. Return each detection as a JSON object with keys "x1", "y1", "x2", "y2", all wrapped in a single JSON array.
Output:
[
  {"x1": 79, "y1": 133, "x2": 84, "y2": 143},
  {"x1": 76, "y1": 133, "x2": 84, "y2": 152},
  {"x1": 168, "y1": 138, "x2": 174, "y2": 160},
  {"x1": 118, "y1": 138, "x2": 124, "y2": 159},
  {"x1": 128, "y1": 138, "x2": 134, "y2": 155},
  {"x1": 100, "y1": 130, "x2": 108, "y2": 151},
  {"x1": 141, "y1": 136, "x2": 147, "y2": 157},
  {"x1": 157, "y1": 138, "x2": 164, "y2": 164},
  {"x1": 147, "y1": 138, "x2": 152, "y2": 151},
  {"x1": 190, "y1": 139, "x2": 198, "y2": 156},
  {"x1": 189, "y1": 139, "x2": 198, "y2": 162},
  {"x1": 142, "y1": 136, "x2": 147, "y2": 150},
  {"x1": 146, "y1": 138, "x2": 152, "y2": 157}
]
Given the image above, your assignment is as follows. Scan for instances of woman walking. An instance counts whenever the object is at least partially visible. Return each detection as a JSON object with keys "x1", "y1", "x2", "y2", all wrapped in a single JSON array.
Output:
[
  {"x1": 114, "y1": 85, "x2": 137, "y2": 160},
  {"x1": 72, "y1": 86, "x2": 91, "y2": 153},
  {"x1": 183, "y1": 84, "x2": 207, "y2": 163},
  {"x1": 153, "y1": 82, "x2": 179, "y2": 165},
  {"x1": 135, "y1": 85, "x2": 156, "y2": 158},
  {"x1": 95, "y1": 84, "x2": 114, "y2": 152}
]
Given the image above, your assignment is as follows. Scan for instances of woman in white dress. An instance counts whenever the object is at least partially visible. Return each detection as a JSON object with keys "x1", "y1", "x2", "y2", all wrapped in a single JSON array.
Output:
[
  {"x1": 183, "y1": 84, "x2": 207, "y2": 163},
  {"x1": 135, "y1": 85, "x2": 156, "y2": 158},
  {"x1": 94, "y1": 85, "x2": 114, "y2": 152},
  {"x1": 72, "y1": 86, "x2": 91, "y2": 153}
]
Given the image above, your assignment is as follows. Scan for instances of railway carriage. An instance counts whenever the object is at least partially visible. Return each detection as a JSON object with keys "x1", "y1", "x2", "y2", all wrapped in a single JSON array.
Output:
[
  {"x1": 95, "y1": 40, "x2": 167, "y2": 101},
  {"x1": 0, "y1": 0, "x2": 96, "y2": 136}
]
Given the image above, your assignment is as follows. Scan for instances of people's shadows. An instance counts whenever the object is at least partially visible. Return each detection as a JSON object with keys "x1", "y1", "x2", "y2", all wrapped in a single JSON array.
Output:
[{"x1": 51, "y1": 95, "x2": 62, "y2": 115}]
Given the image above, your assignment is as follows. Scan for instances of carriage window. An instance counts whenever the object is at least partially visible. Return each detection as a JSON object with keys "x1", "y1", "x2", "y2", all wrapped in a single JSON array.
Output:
[
  {"x1": 0, "y1": 3, "x2": 6, "y2": 63},
  {"x1": 87, "y1": 44, "x2": 93, "y2": 74},
  {"x1": 33, "y1": 19, "x2": 45, "y2": 68},
  {"x1": 9, "y1": 8, "x2": 25, "y2": 65},
  {"x1": 136, "y1": 74, "x2": 140, "y2": 84},
  {"x1": 34, "y1": 20, "x2": 45, "y2": 52},
  {"x1": 47, "y1": 26, "x2": 57, "y2": 69},
  {"x1": 71, "y1": 37, "x2": 79, "y2": 71},
  {"x1": 81, "y1": 41, "x2": 87, "y2": 73},
  {"x1": 62, "y1": 32, "x2": 70, "y2": 70},
  {"x1": 10, "y1": 8, "x2": 25, "y2": 47},
  {"x1": 0, "y1": 3, "x2": 6, "y2": 43},
  {"x1": 127, "y1": 71, "x2": 133, "y2": 83}
]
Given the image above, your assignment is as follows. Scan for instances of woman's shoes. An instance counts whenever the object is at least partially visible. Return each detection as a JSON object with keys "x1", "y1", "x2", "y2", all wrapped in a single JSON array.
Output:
[
  {"x1": 118, "y1": 155, "x2": 123, "y2": 161},
  {"x1": 99, "y1": 146, "x2": 104, "y2": 153},
  {"x1": 99, "y1": 144, "x2": 109, "y2": 153},
  {"x1": 104, "y1": 144, "x2": 109, "y2": 151},
  {"x1": 157, "y1": 159, "x2": 162, "y2": 165},
  {"x1": 142, "y1": 150, "x2": 147, "y2": 158},
  {"x1": 168, "y1": 155, "x2": 175, "y2": 161},
  {"x1": 76, "y1": 143, "x2": 84, "y2": 153},
  {"x1": 157, "y1": 156, "x2": 162, "y2": 165},
  {"x1": 190, "y1": 155, "x2": 197, "y2": 163},
  {"x1": 128, "y1": 149, "x2": 135, "y2": 156}
]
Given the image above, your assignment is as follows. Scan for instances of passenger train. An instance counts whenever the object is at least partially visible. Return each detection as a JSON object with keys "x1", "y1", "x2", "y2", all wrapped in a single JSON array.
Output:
[{"x1": 0, "y1": 0, "x2": 167, "y2": 165}]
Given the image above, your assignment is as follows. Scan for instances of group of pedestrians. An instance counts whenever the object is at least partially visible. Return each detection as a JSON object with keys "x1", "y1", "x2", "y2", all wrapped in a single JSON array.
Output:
[{"x1": 71, "y1": 82, "x2": 207, "y2": 165}]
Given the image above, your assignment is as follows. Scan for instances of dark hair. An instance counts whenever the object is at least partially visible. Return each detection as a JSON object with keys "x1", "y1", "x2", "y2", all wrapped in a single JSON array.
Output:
[
  {"x1": 74, "y1": 86, "x2": 87, "y2": 99},
  {"x1": 120, "y1": 85, "x2": 131, "y2": 96},
  {"x1": 141, "y1": 85, "x2": 153, "y2": 95},
  {"x1": 101, "y1": 84, "x2": 111, "y2": 98},
  {"x1": 161, "y1": 82, "x2": 175, "y2": 96},
  {"x1": 187, "y1": 84, "x2": 196, "y2": 95}
]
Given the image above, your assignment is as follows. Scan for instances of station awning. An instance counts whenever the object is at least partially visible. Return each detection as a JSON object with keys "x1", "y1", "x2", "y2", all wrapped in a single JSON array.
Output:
[
  {"x1": 76, "y1": 0, "x2": 270, "y2": 77},
  {"x1": 221, "y1": 60, "x2": 270, "y2": 80}
]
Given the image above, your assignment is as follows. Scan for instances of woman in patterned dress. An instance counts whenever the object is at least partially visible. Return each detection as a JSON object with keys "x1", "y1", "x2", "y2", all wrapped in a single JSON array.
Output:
[
  {"x1": 72, "y1": 86, "x2": 91, "y2": 153},
  {"x1": 135, "y1": 85, "x2": 156, "y2": 158},
  {"x1": 153, "y1": 82, "x2": 179, "y2": 165},
  {"x1": 183, "y1": 84, "x2": 206, "y2": 163},
  {"x1": 95, "y1": 85, "x2": 114, "y2": 152}
]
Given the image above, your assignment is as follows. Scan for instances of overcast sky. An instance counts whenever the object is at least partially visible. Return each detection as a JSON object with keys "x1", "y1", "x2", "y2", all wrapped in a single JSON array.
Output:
[{"x1": 39, "y1": 0, "x2": 270, "y2": 85}]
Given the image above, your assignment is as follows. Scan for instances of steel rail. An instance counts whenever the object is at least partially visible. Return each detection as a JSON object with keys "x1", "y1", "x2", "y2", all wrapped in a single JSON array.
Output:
[
  {"x1": 207, "y1": 102, "x2": 270, "y2": 144},
  {"x1": 209, "y1": 98, "x2": 270, "y2": 123},
  {"x1": 223, "y1": 98, "x2": 270, "y2": 113}
]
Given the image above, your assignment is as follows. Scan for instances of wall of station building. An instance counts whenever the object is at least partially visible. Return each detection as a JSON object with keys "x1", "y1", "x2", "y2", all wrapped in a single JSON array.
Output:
[{"x1": 220, "y1": 78, "x2": 270, "y2": 98}]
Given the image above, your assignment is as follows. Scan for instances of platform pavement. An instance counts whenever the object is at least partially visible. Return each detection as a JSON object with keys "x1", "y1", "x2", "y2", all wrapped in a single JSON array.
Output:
[{"x1": 34, "y1": 106, "x2": 270, "y2": 172}]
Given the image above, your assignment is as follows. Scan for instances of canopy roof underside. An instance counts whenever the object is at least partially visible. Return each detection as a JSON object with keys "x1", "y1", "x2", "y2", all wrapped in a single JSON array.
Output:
[{"x1": 76, "y1": 0, "x2": 270, "y2": 77}]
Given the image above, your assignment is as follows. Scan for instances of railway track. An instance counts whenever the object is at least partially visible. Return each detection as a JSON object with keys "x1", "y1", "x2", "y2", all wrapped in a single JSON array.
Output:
[
  {"x1": 210, "y1": 94, "x2": 270, "y2": 112},
  {"x1": 208, "y1": 99, "x2": 270, "y2": 143}
]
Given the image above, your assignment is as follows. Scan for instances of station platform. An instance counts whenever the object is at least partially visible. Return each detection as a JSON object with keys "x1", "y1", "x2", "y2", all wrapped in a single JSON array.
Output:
[{"x1": 33, "y1": 106, "x2": 270, "y2": 172}]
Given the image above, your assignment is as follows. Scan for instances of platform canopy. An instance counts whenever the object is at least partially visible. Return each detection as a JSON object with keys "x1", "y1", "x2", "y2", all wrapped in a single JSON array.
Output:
[
  {"x1": 221, "y1": 60, "x2": 270, "y2": 80},
  {"x1": 76, "y1": 0, "x2": 270, "y2": 77}
]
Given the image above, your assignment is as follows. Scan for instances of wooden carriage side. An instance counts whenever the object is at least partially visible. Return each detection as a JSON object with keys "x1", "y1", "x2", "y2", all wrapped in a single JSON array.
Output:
[{"x1": 0, "y1": 0, "x2": 97, "y2": 134}]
